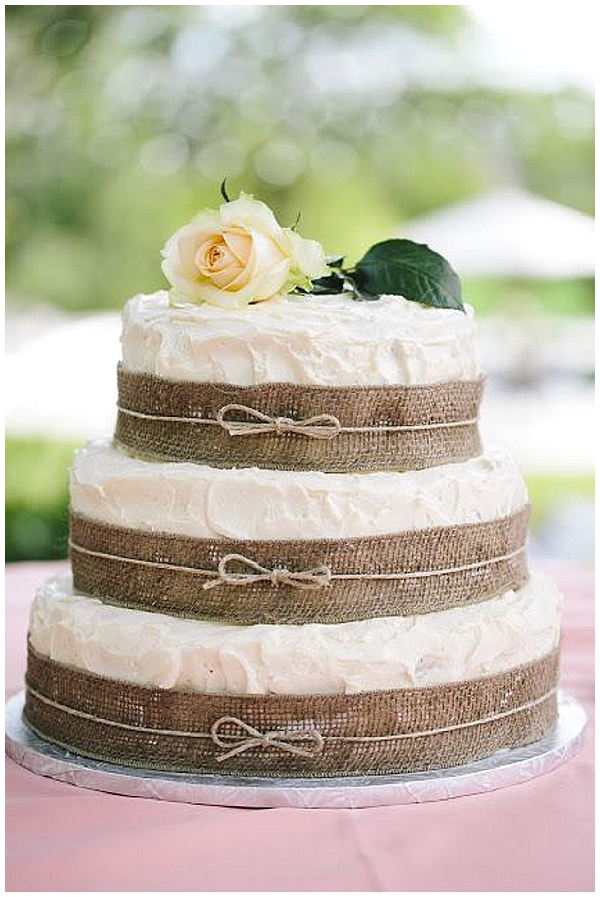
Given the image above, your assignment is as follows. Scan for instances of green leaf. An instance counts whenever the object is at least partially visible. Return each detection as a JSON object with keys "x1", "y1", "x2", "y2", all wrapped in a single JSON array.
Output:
[
  {"x1": 302, "y1": 272, "x2": 346, "y2": 294},
  {"x1": 352, "y1": 239, "x2": 464, "y2": 311}
]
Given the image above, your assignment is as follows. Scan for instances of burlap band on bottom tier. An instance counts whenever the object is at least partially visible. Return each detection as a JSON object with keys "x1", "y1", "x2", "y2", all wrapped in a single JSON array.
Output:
[
  {"x1": 115, "y1": 366, "x2": 484, "y2": 472},
  {"x1": 69, "y1": 507, "x2": 530, "y2": 624},
  {"x1": 24, "y1": 644, "x2": 559, "y2": 778}
]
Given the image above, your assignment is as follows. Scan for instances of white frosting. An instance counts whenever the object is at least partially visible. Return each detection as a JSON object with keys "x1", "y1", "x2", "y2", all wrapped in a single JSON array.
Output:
[
  {"x1": 121, "y1": 291, "x2": 481, "y2": 386},
  {"x1": 71, "y1": 440, "x2": 528, "y2": 541},
  {"x1": 29, "y1": 570, "x2": 562, "y2": 695}
]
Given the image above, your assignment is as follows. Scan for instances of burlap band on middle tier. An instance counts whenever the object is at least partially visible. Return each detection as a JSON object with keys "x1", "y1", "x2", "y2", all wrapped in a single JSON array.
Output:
[
  {"x1": 24, "y1": 644, "x2": 559, "y2": 777},
  {"x1": 70, "y1": 506, "x2": 530, "y2": 624},
  {"x1": 115, "y1": 366, "x2": 484, "y2": 472}
]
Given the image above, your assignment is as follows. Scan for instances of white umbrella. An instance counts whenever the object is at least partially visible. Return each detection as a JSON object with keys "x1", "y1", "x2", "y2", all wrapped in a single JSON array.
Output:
[{"x1": 403, "y1": 187, "x2": 595, "y2": 278}]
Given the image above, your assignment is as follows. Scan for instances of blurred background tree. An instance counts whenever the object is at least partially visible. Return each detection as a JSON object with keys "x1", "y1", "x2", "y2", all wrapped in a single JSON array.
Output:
[
  {"x1": 6, "y1": 5, "x2": 593, "y2": 311},
  {"x1": 5, "y1": 5, "x2": 595, "y2": 562}
]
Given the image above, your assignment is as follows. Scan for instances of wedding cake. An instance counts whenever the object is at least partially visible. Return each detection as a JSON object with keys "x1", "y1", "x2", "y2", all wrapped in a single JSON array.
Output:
[{"x1": 24, "y1": 191, "x2": 561, "y2": 777}]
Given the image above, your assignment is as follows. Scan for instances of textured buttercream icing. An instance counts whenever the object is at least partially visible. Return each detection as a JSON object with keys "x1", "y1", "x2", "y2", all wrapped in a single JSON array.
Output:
[
  {"x1": 29, "y1": 570, "x2": 561, "y2": 695},
  {"x1": 121, "y1": 291, "x2": 481, "y2": 386},
  {"x1": 71, "y1": 439, "x2": 528, "y2": 541}
]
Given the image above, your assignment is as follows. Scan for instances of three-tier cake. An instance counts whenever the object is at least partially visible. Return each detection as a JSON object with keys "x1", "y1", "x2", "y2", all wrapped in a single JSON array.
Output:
[{"x1": 23, "y1": 193, "x2": 562, "y2": 778}]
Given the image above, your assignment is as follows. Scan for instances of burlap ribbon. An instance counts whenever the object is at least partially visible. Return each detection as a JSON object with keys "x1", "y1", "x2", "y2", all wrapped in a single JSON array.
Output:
[
  {"x1": 115, "y1": 366, "x2": 484, "y2": 472},
  {"x1": 24, "y1": 644, "x2": 559, "y2": 778},
  {"x1": 70, "y1": 507, "x2": 530, "y2": 624}
]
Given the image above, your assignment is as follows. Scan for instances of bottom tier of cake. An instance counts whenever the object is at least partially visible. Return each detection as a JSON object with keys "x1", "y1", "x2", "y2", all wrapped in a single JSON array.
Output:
[
  {"x1": 23, "y1": 571, "x2": 562, "y2": 777},
  {"x1": 24, "y1": 643, "x2": 558, "y2": 778}
]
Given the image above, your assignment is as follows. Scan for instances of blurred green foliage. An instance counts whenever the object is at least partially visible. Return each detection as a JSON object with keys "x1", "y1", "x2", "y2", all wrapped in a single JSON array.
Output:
[
  {"x1": 6, "y1": 5, "x2": 594, "y2": 313},
  {"x1": 526, "y1": 472, "x2": 595, "y2": 532},
  {"x1": 464, "y1": 277, "x2": 594, "y2": 317},
  {"x1": 6, "y1": 437, "x2": 83, "y2": 561}
]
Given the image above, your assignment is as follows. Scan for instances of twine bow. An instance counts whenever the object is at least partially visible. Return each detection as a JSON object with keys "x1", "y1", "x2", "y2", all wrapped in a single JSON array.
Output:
[
  {"x1": 216, "y1": 403, "x2": 341, "y2": 440},
  {"x1": 211, "y1": 716, "x2": 324, "y2": 762},
  {"x1": 203, "y1": 553, "x2": 332, "y2": 591}
]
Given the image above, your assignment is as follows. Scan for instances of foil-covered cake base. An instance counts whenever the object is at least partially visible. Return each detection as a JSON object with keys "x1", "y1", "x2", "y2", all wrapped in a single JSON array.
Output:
[{"x1": 5, "y1": 690, "x2": 586, "y2": 809}]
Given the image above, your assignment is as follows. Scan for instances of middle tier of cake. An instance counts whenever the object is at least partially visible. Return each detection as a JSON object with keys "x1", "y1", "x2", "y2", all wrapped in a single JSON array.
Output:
[{"x1": 67, "y1": 439, "x2": 531, "y2": 624}]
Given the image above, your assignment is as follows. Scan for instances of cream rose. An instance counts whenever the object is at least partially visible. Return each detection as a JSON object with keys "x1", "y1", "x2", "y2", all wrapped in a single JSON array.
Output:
[{"x1": 161, "y1": 193, "x2": 327, "y2": 307}]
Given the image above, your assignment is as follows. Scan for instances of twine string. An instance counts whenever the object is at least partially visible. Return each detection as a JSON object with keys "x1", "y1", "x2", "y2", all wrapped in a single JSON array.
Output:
[
  {"x1": 117, "y1": 405, "x2": 478, "y2": 435},
  {"x1": 202, "y1": 553, "x2": 332, "y2": 591},
  {"x1": 216, "y1": 404, "x2": 341, "y2": 440},
  {"x1": 210, "y1": 716, "x2": 324, "y2": 762},
  {"x1": 25, "y1": 683, "x2": 557, "y2": 762},
  {"x1": 69, "y1": 540, "x2": 526, "y2": 587}
]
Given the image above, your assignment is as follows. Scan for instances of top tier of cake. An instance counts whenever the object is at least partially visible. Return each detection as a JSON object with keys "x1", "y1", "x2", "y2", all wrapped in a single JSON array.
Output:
[{"x1": 121, "y1": 290, "x2": 481, "y2": 387}]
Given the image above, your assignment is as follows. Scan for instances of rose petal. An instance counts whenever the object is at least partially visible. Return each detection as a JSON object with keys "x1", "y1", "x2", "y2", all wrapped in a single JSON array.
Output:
[
  {"x1": 195, "y1": 257, "x2": 291, "y2": 307},
  {"x1": 220, "y1": 193, "x2": 285, "y2": 245},
  {"x1": 195, "y1": 238, "x2": 237, "y2": 275},
  {"x1": 283, "y1": 229, "x2": 328, "y2": 279},
  {"x1": 222, "y1": 227, "x2": 253, "y2": 265},
  {"x1": 246, "y1": 227, "x2": 287, "y2": 274},
  {"x1": 209, "y1": 258, "x2": 245, "y2": 289}
]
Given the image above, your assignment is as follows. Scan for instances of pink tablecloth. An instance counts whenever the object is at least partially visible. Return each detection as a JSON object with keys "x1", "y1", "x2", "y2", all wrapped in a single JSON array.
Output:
[{"x1": 6, "y1": 561, "x2": 594, "y2": 892}]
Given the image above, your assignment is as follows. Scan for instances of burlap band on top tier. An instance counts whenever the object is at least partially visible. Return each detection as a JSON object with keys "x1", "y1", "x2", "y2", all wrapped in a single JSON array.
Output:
[
  {"x1": 70, "y1": 506, "x2": 530, "y2": 625},
  {"x1": 115, "y1": 366, "x2": 484, "y2": 472},
  {"x1": 24, "y1": 644, "x2": 559, "y2": 778}
]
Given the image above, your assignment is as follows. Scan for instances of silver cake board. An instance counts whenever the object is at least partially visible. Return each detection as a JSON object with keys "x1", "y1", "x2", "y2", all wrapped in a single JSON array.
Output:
[{"x1": 5, "y1": 690, "x2": 586, "y2": 809}]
